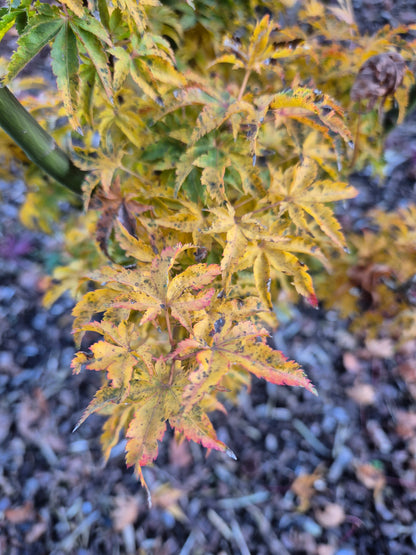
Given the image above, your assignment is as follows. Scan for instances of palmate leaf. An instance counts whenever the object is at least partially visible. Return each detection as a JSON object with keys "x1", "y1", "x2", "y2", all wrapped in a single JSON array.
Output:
[
  {"x1": 124, "y1": 358, "x2": 231, "y2": 489},
  {"x1": 74, "y1": 320, "x2": 152, "y2": 390},
  {"x1": 3, "y1": 4, "x2": 113, "y2": 125},
  {"x1": 193, "y1": 151, "x2": 229, "y2": 203},
  {"x1": 268, "y1": 88, "x2": 352, "y2": 147},
  {"x1": 114, "y1": 0, "x2": 160, "y2": 34},
  {"x1": 75, "y1": 349, "x2": 234, "y2": 492},
  {"x1": 178, "y1": 319, "x2": 316, "y2": 411},
  {"x1": 213, "y1": 15, "x2": 279, "y2": 75},
  {"x1": 239, "y1": 238, "x2": 318, "y2": 308},
  {"x1": 266, "y1": 158, "x2": 357, "y2": 248},
  {"x1": 87, "y1": 243, "x2": 220, "y2": 330},
  {"x1": 164, "y1": 87, "x2": 257, "y2": 149}
]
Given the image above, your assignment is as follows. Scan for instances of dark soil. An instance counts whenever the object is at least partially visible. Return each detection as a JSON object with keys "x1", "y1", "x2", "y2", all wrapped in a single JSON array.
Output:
[{"x1": 1, "y1": 3, "x2": 416, "y2": 555}]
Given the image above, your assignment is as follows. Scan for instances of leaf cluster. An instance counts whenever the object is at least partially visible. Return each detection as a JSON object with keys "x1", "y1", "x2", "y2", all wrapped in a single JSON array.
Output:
[{"x1": 0, "y1": 0, "x2": 414, "y2": 492}]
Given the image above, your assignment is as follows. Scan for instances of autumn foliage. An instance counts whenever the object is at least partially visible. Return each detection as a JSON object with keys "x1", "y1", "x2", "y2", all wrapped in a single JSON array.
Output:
[{"x1": 0, "y1": 0, "x2": 414, "y2": 494}]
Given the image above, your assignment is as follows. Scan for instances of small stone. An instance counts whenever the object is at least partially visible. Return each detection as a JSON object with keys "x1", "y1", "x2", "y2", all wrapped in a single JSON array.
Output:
[{"x1": 265, "y1": 433, "x2": 278, "y2": 452}]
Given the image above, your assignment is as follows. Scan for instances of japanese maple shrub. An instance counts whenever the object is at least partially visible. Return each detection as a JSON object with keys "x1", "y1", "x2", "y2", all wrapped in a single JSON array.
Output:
[{"x1": 0, "y1": 0, "x2": 413, "y2": 495}]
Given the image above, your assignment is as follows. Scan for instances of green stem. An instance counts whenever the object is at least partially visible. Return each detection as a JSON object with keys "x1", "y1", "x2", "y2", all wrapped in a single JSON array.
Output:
[{"x1": 0, "y1": 86, "x2": 87, "y2": 195}]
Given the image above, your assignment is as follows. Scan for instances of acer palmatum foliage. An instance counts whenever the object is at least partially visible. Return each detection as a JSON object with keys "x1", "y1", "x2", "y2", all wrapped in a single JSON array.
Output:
[{"x1": 0, "y1": 0, "x2": 414, "y2": 494}]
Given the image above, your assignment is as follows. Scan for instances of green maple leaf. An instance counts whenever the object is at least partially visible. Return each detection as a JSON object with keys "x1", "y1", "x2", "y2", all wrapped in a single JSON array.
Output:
[
  {"x1": 2, "y1": 2, "x2": 113, "y2": 126},
  {"x1": 50, "y1": 21, "x2": 80, "y2": 129}
]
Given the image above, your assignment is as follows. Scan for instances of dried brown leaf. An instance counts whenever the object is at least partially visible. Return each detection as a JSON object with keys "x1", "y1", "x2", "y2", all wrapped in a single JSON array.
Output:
[
  {"x1": 291, "y1": 466, "x2": 324, "y2": 512},
  {"x1": 355, "y1": 463, "x2": 385, "y2": 497},
  {"x1": 5, "y1": 502, "x2": 35, "y2": 524}
]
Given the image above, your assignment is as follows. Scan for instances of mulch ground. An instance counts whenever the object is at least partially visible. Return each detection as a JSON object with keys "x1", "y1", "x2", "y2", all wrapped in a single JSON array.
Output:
[{"x1": 1, "y1": 2, "x2": 416, "y2": 554}]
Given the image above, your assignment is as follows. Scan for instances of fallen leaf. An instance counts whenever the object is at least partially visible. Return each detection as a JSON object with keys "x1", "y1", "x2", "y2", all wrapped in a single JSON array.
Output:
[
  {"x1": 112, "y1": 495, "x2": 140, "y2": 531},
  {"x1": 151, "y1": 483, "x2": 188, "y2": 522},
  {"x1": 0, "y1": 410, "x2": 11, "y2": 443},
  {"x1": 347, "y1": 383, "x2": 376, "y2": 405},
  {"x1": 315, "y1": 503, "x2": 345, "y2": 528},
  {"x1": 5, "y1": 501, "x2": 35, "y2": 524},
  {"x1": 291, "y1": 466, "x2": 324, "y2": 512},
  {"x1": 395, "y1": 411, "x2": 416, "y2": 439},
  {"x1": 397, "y1": 361, "x2": 416, "y2": 399},
  {"x1": 355, "y1": 462, "x2": 385, "y2": 498},
  {"x1": 351, "y1": 53, "x2": 406, "y2": 111},
  {"x1": 343, "y1": 352, "x2": 362, "y2": 374},
  {"x1": 365, "y1": 338, "x2": 394, "y2": 359},
  {"x1": 317, "y1": 546, "x2": 336, "y2": 555}
]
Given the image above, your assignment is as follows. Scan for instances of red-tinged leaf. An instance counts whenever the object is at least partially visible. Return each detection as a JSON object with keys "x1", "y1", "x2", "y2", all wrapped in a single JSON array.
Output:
[
  {"x1": 170, "y1": 288, "x2": 216, "y2": 331},
  {"x1": 125, "y1": 400, "x2": 167, "y2": 471},
  {"x1": 71, "y1": 351, "x2": 89, "y2": 374},
  {"x1": 168, "y1": 263, "x2": 220, "y2": 299},
  {"x1": 124, "y1": 358, "x2": 187, "y2": 479},
  {"x1": 183, "y1": 320, "x2": 316, "y2": 409},
  {"x1": 90, "y1": 245, "x2": 219, "y2": 330},
  {"x1": 170, "y1": 409, "x2": 236, "y2": 459},
  {"x1": 172, "y1": 338, "x2": 202, "y2": 358},
  {"x1": 308, "y1": 292, "x2": 319, "y2": 308}
]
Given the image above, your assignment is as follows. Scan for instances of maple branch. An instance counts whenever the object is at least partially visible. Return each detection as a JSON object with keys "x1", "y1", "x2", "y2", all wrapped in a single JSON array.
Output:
[
  {"x1": 0, "y1": 86, "x2": 87, "y2": 196},
  {"x1": 237, "y1": 69, "x2": 251, "y2": 101}
]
